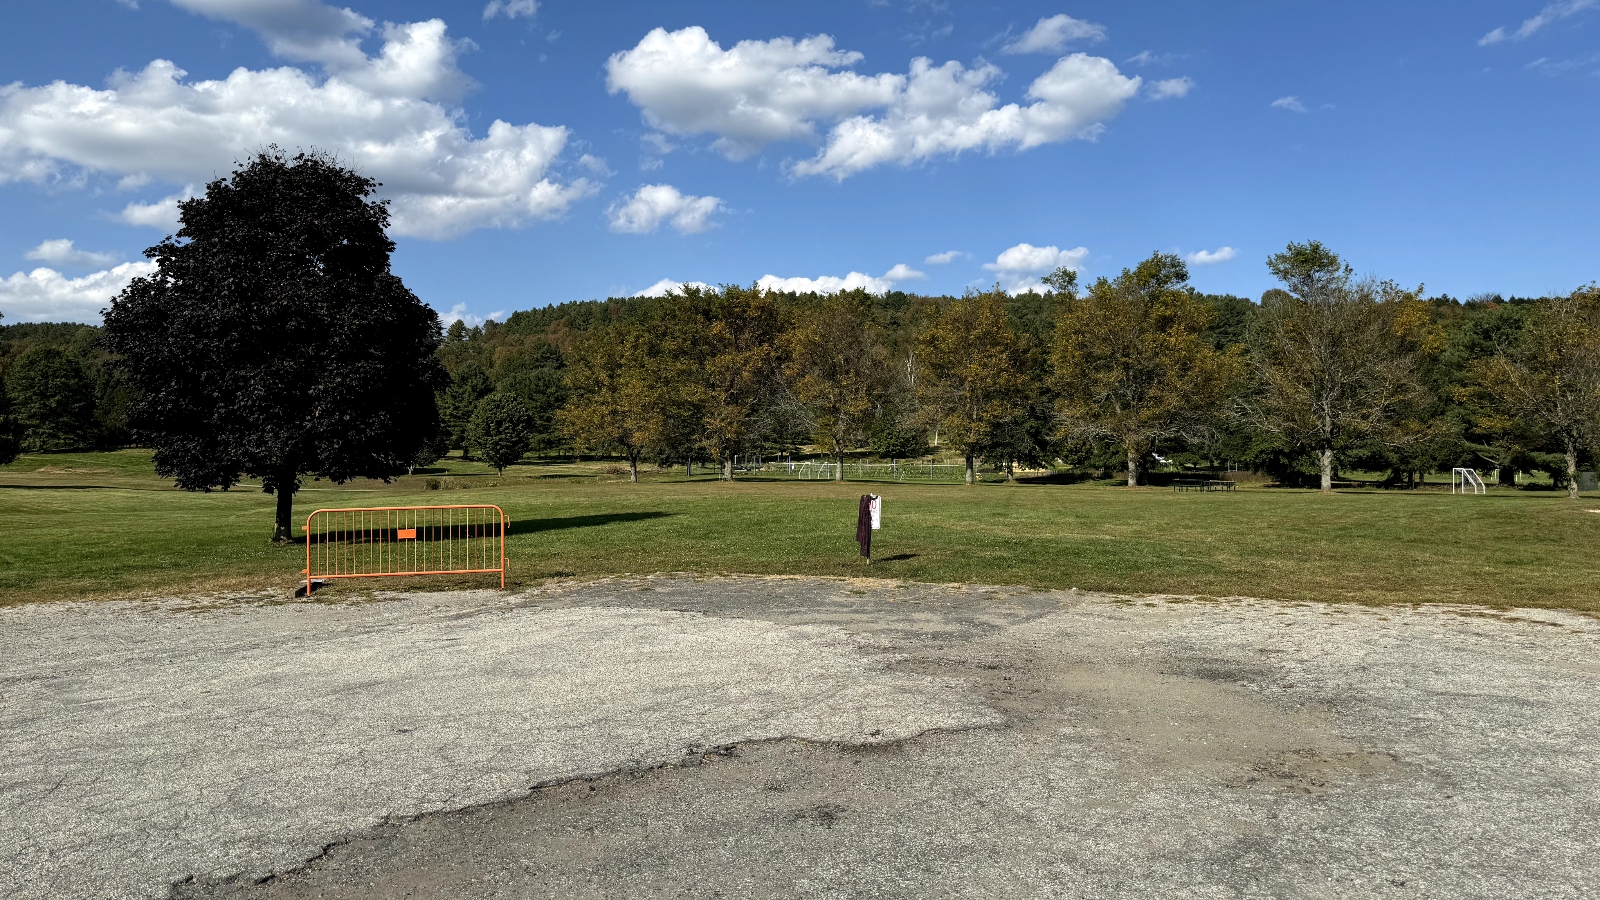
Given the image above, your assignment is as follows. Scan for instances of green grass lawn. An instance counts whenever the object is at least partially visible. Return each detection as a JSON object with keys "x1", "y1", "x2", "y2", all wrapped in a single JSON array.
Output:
[{"x1": 2, "y1": 449, "x2": 1596, "y2": 611}]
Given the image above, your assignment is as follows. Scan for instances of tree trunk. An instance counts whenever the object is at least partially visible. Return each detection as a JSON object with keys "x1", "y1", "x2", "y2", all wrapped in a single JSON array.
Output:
[
  {"x1": 629, "y1": 453, "x2": 639, "y2": 483},
  {"x1": 964, "y1": 453, "x2": 975, "y2": 485},
  {"x1": 272, "y1": 479, "x2": 296, "y2": 544},
  {"x1": 1006, "y1": 459, "x2": 1015, "y2": 482},
  {"x1": 723, "y1": 457, "x2": 734, "y2": 481},
  {"x1": 1319, "y1": 447, "x2": 1335, "y2": 493},
  {"x1": 1498, "y1": 464, "x2": 1515, "y2": 487},
  {"x1": 686, "y1": 459, "x2": 693, "y2": 477},
  {"x1": 835, "y1": 449, "x2": 844, "y2": 482},
  {"x1": 1126, "y1": 446, "x2": 1140, "y2": 487},
  {"x1": 1566, "y1": 440, "x2": 1579, "y2": 499}
]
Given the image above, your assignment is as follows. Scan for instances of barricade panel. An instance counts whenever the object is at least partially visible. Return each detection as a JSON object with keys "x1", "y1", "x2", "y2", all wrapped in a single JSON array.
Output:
[{"x1": 302, "y1": 505, "x2": 507, "y2": 594}]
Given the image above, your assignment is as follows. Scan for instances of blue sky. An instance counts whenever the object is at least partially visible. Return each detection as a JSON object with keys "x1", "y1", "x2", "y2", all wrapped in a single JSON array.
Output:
[{"x1": 1, "y1": 0, "x2": 1597, "y2": 324}]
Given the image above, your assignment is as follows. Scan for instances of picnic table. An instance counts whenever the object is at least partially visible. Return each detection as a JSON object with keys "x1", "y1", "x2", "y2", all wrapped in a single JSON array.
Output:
[{"x1": 1171, "y1": 478, "x2": 1236, "y2": 492}]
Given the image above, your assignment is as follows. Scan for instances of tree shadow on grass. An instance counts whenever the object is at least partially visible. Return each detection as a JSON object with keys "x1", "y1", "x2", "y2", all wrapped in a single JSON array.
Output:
[{"x1": 509, "y1": 511, "x2": 676, "y2": 536}]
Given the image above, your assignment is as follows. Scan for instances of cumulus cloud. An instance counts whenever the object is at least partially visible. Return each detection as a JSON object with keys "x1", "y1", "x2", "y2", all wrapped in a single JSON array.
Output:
[
  {"x1": 26, "y1": 239, "x2": 119, "y2": 268},
  {"x1": 441, "y1": 302, "x2": 506, "y2": 327},
  {"x1": 1001, "y1": 14, "x2": 1106, "y2": 54},
  {"x1": 482, "y1": 0, "x2": 536, "y2": 21},
  {"x1": 606, "y1": 27, "x2": 1140, "y2": 178},
  {"x1": 119, "y1": 187, "x2": 196, "y2": 231},
  {"x1": 0, "y1": 261, "x2": 156, "y2": 324},
  {"x1": 756, "y1": 262, "x2": 922, "y2": 295},
  {"x1": 634, "y1": 278, "x2": 712, "y2": 297},
  {"x1": 577, "y1": 154, "x2": 613, "y2": 177},
  {"x1": 756, "y1": 272, "x2": 892, "y2": 294},
  {"x1": 1148, "y1": 77, "x2": 1194, "y2": 100},
  {"x1": 607, "y1": 184, "x2": 723, "y2": 234},
  {"x1": 924, "y1": 250, "x2": 963, "y2": 264},
  {"x1": 0, "y1": 11, "x2": 589, "y2": 239},
  {"x1": 793, "y1": 54, "x2": 1141, "y2": 180},
  {"x1": 1480, "y1": 0, "x2": 1596, "y2": 45},
  {"x1": 169, "y1": 0, "x2": 374, "y2": 68},
  {"x1": 1187, "y1": 247, "x2": 1237, "y2": 265},
  {"x1": 983, "y1": 242, "x2": 1088, "y2": 293},
  {"x1": 606, "y1": 27, "x2": 902, "y2": 160},
  {"x1": 1271, "y1": 95, "x2": 1307, "y2": 113}
]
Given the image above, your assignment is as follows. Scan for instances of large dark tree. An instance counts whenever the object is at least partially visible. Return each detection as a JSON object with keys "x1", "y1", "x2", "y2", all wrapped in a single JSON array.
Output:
[{"x1": 104, "y1": 149, "x2": 446, "y2": 542}]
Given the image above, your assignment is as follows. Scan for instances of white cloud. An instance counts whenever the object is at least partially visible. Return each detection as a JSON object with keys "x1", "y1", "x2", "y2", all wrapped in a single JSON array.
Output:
[
  {"x1": 1149, "y1": 77, "x2": 1194, "y2": 100},
  {"x1": 757, "y1": 272, "x2": 892, "y2": 294},
  {"x1": 1187, "y1": 247, "x2": 1237, "y2": 266},
  {"x1": 0, "y1": 261, "x2": 156, "y2": 324},
  {"x1": 577, "y1": 154, "x2": 613, "y2": 177},
  {"x1": 1001, "y1": 14, "x2": 1107, "y2": 54},
  {"x1": 924, "y1": 250, "x2": 963, "y2": 264},
  {"x1": 634, "y1": 278, "x2": 711, "y2": 298},
  {"x1": 793, "y1": 54, "x2": 1141, "y2": 180},
  {"x1": 607, "y1": 27, "x2": 1140, "y2": 178},
  {"x1": 1271, "y1": 95, "x2": 1307, "y2": 113},
  {"x1": 606, "y1": 27, "x2": 902, "y2": 160},
  {"x1": 441, "y1": 302, "x2": 506, "y2": 327},
  {"x1": 482, "y1": 0, "x2": 536, "y2": 21},
  {"x1": 1125, "y1": 50, "x2": 1184, "y2": 67},
  {"x1": 607, "y1": 184, "x2": 723, "y2": 234},
  {"x1": 25, "y1": 239, "x2": 120, "y2": 268},
  {"x1": 0, "y1": 13, "x2": 589, "y2": 239},
  {"x1": 756, "y1": 262, "x2": 923, "y2": 295},
  {"x1": 168, "y1": 0, "x2": 374, "y2": 67},
  {"x1": 983, "y1": 242, "x2": 1088, "y2": 293},
  {"x1": 1480, "y1": 0, "x2": 1597, "y2": 45},
  {"x1": 119, "y1": 187, "x2": 196, "y2": 231}
]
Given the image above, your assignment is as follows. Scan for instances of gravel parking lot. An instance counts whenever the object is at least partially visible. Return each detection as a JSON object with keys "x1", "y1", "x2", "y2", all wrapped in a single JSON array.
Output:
[{"x1": 4, "y1": 576, "x2": 1599, "y2": 899}]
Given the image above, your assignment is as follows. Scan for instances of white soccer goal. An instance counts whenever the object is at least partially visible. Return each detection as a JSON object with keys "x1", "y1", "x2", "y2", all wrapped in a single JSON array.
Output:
[{"x1": 1451, "y1": 467, "x2": 1486, "y2": 495}]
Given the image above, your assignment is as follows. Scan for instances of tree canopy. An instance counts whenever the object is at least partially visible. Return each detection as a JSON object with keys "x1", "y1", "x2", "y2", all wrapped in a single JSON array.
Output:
[
  {"x1": 103, "y1": 149, "x2": 445, "y2": 540},
  {"x1": 1053, "y1": 253, "x2": 1242, "y2": 486}
]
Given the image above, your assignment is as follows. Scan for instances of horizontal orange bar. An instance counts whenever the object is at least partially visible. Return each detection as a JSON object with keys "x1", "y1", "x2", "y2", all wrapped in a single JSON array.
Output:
[
  {"x1": 306, "y1": 505, "x2": 506, "y2": 514},
  {"x1": 313, "y1": 569, "x2": 504, "y2": 579},
  {"x1": 396, "y1": 528, "x2": 417, "y2": 540}
]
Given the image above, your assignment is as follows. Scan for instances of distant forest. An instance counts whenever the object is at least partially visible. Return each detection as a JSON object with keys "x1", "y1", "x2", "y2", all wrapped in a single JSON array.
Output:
[{"x1": 0, "y1": 256, "x2": 1587, "y2": 490}]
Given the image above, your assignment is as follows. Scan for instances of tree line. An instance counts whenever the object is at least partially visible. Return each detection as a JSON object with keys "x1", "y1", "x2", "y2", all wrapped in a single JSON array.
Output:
[
  {"x1": 3, "y1": 151, "x2": 1597, "y2": 547},
  {"x1": 6, "y1": 240, "x2": 1596, "y2": 499},
  {"x1": 431, "y1": 243, "x2": 1600, "y2": 498}
]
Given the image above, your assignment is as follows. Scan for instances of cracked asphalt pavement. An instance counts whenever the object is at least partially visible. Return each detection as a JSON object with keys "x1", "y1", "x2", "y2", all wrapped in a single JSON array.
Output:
[{"x1": 3, "y1": 576, "x2": 1600, "y2": 899}]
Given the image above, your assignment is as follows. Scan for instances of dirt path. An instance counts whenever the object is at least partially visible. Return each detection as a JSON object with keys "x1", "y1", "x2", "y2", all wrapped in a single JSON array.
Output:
[{"x1": 3, "y1": 577, "x2": 1598, "y2": 899}]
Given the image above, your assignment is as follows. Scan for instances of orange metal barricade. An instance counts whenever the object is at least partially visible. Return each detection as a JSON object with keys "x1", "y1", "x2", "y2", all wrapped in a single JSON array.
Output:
[{"x1": 302, "y1": 505, "x2": 507, "y2": 595}]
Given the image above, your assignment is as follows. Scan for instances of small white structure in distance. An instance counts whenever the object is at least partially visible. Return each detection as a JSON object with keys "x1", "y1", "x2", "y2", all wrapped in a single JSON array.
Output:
[{"x1": 1452, "y1": 467, "x2": 1486, "y2": 495}]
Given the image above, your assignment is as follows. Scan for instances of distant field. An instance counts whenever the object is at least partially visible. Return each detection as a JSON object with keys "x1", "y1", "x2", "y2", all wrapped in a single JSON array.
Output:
[{"x1": 2, "y1": 449, "x2": 1596, "y2": 611}]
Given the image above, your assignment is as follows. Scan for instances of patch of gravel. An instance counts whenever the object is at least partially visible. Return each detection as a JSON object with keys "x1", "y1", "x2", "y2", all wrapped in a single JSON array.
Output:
[{"x1": 4, "y1": 576, "x2": 1599, "y2": 899}]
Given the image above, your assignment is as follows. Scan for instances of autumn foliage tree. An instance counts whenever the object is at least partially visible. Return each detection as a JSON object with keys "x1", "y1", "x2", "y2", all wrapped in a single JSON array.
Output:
[
  {"x1": 677, "y1": 285, "x2": 784, "y2": 480},
  {"x1": 559, "y1": 322, "x2": 683, "y2": 482},
  {"x1": 1462, "y1": 286, "x2": 1600, "y2": 499},
  {"x1": 1052, "y1": 253, "x2": 1242, "y2": 486},
  {"x1": 783, "y1": 290, "x2": 892, "y2": 481},
  {"x1": 1239, "y1": 241, "x2": 1425, "y2": 492},
  {"x1": 103, "y1": 149, "x2": 445, "y2": 541},
  {"x1": 916, "y1": 289, "x2": 1028, "y2": 484}
]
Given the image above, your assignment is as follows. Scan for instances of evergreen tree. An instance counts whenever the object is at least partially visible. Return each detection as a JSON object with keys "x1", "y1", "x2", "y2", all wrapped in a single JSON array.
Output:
[{"x1": 467, "y1": 392, "x2": 536, "y2": 475}]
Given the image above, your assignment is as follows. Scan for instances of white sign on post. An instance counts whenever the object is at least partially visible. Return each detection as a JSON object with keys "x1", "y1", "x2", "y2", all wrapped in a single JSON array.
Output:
[{"x1": 868, "y1": 494, "x2": 882, "y2": 530}]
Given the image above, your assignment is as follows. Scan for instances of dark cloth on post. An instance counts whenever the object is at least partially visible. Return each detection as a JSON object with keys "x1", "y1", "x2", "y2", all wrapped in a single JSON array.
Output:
[{"x1": 856, "y1": 494, "x2": 872, "y2": 558}]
